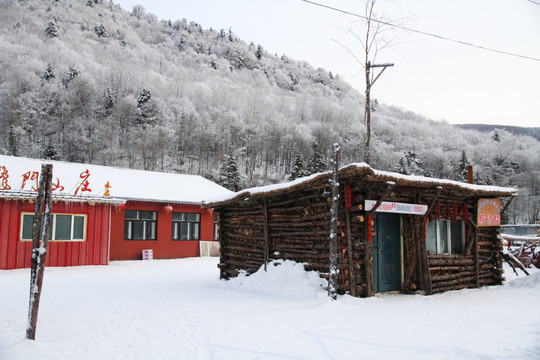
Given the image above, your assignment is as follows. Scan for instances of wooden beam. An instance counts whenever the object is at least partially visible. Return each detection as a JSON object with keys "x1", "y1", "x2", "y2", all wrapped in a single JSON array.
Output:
[
  {"x1": 500, "y1": 194, "x2": 517, "y2": 215},
  {"x1": 261, "y1": 200, "x2": 270, "y2": 271},
  {"x1": 422, "y1": 186, "x2": 443, "y2": 219},
  {"x1": 370, "y1": 181, "x2": 395, "y2": 214}
]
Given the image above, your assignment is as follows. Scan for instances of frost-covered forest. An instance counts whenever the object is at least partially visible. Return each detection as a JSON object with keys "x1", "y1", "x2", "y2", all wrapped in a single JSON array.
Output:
[{"x1": 0, "y1": 0, "x2": 539, "y2": 223}]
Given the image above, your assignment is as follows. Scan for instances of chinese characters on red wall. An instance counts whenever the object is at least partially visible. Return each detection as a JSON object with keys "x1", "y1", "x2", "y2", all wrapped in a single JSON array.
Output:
[{"x1": 0, "y1": 165, "x2": 111, "y2": 197}]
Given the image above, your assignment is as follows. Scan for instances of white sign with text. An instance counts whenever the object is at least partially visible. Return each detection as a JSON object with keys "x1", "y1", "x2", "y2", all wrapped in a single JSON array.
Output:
[{"x1": 364, "y1": 200, "x2": 428, "y2": 215}]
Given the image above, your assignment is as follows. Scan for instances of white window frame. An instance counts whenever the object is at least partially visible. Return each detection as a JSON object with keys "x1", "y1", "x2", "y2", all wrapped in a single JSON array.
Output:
[
  {"x1": 213, "y1": 214, "x2": 219, "y2": 241},
  {"x1": 426, "y1": 219, "x2": 465, "y2": 254},
  {"x1": 124, "y1": 210, "x2": 157, "y2": 241},
  {"x1": 20, "y1": 212, "x2": 87, "y2": 242},
  {"x1": 172, "y1": 212, "x2": 200, "y2": 241}
]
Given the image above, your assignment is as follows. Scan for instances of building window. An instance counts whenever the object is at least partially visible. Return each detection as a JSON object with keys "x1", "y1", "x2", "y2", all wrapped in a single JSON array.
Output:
[
  {"x1": 21, "y1": 213, "x2": 86, "y2": 241},
  {"x1": 426, "y1": 219, "x2": 464, "y2": 254},
  {"x1": 172, "y1": 212, "x2": 200, "y2": 240},
  {"x1": 124, "y1": 210, "x2": 157, "y2": 240},
  {"x1": 213, "y1": 214, "x2": 219, "y2": 241}
]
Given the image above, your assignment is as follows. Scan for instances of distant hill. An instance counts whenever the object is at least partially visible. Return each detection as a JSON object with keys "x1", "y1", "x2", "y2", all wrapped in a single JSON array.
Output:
[{"x1": 457, "y1": 124, "x2": 540, "y2": 142}]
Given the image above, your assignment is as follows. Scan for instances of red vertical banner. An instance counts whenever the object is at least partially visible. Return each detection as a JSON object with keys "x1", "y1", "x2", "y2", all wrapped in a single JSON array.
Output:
[{"x1": 368, "y1": 213, "x2": 373, "y2": 243}]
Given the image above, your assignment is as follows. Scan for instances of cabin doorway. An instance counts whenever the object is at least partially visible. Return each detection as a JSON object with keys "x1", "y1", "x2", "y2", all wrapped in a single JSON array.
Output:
[{"x1": 372, "y1": 213, "x2": 401, "y2": 293}]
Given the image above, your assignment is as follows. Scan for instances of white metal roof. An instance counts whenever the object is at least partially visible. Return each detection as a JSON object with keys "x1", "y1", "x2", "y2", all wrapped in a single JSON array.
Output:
[{"x1": 0, "y1": 155, "x2": 232, "y2": 204}]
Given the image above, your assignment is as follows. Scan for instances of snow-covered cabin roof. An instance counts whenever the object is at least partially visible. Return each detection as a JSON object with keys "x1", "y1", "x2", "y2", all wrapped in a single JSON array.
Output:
[
  {"x1": 204, "y1": 163, "x2": 518, "y2": 207},
  {"x1": 0, "y1": 155, "x2": 232, "y2": 205}
]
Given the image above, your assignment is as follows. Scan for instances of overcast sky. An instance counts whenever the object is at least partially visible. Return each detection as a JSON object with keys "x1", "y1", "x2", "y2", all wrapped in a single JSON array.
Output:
[{"x1": 114, "y1": 0, "x2": 540, "y2": 128}]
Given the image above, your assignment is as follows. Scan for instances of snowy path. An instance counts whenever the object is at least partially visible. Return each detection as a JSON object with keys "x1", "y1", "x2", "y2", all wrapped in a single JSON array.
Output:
[{"x1": 1, "y1": 258, "x2": 539, "y2": 359}]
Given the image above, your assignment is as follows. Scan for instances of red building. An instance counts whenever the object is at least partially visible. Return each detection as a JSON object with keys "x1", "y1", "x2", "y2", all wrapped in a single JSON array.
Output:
[{"x1": 0, "y1": 155, "x2": 231, "y2": 269}]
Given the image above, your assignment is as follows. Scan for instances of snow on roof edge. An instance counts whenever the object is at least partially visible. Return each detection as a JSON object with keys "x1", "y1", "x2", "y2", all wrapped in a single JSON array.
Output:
[{"x1": 204, "y1": 162, "x2": 518, "y2": 207}]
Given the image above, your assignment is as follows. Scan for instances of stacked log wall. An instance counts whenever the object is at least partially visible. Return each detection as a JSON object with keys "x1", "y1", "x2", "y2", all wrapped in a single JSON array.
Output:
[{"x1": 218, "y1": 187, "x2": 342, "y2": 282}]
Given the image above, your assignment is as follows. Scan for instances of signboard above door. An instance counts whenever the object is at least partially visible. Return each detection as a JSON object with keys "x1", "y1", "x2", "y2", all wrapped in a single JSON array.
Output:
[{"x1": 365, "y1": 200, "x2": 428, "y2": 215}]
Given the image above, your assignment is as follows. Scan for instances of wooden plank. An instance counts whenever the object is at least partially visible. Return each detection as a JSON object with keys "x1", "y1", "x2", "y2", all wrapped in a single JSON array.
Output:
[{"x1": 345, "y1": 206, "x2": 356, "y2": 297}]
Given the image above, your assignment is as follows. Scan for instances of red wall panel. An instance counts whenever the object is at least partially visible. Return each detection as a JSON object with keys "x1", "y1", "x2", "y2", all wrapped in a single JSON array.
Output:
[
  {"x1": 0, "y1": 200, "x2": 111, "y2": 269},
  {"x1": 109, "y1": 201, "x2": 215, "y2": 261}
]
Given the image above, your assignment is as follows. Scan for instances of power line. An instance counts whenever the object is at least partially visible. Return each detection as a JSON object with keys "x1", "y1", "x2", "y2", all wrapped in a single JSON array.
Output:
[
  {"x1": 300, "y1": 0, "x2": 540, "y2": 62},
  {"x1": 527, "y1": 0, "x2": 540, "y2": 6}
]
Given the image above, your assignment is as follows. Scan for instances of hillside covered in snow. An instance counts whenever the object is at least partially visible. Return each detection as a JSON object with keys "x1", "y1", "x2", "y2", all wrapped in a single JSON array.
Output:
[{"x1": 0, "y1": 0, "x2": 538, "y2": 223}]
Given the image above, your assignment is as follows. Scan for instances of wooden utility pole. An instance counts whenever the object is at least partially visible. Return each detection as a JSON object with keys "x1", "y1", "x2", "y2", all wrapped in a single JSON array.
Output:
[
  {"x1": 364, "y1": 61, "x2": 394, "y2": 164},
  {"x1": 26, "y1": 163, "x2": 53, "y2": 340},
  {"x1": 328, "y1": 143, "x2": 340, "y2": 300}
]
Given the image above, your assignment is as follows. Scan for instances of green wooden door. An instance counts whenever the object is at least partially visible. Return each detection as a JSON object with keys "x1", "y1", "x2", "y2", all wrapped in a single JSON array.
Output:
[{"x1": 373, "y1": 213, "x2": 401, "y2": 293}]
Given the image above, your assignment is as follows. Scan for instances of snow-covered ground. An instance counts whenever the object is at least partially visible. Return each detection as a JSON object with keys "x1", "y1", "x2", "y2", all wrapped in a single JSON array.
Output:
[{"x1": 1, "y1": 258, "x2": 539, "y2": 360}]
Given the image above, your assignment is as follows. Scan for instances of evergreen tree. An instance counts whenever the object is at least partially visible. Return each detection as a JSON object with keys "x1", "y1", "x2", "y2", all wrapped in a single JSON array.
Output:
[
  {"x1": 137, "y1": 88, "x2": 151, "y2": 105},
  {"x1": 255, "y1": 44, "x2": 263, "y2": 60},
  {"x1": 219, "y1": 154, "x2": 240, "y2": 191},
  {"x1": 44, "y1": 21, "x2": 58, "y2": 38},
  {"x1": 136, "y1": 88, "x2": 156, "y2": 126},
  {"x1": 93, "y1": 24, "x2": 108, "y2": 37},
  {"x1": 493, "y1": 130, "x2": 501, "y2": 142},
  {"x1": 42, "y1": 140, "x2": 59, "y2": 160},
  {"x1": 457, "y1": 150, "x2": 470, "y2": 182},
  {"x1": 62, "y1": 66, "x2": 79, "y2": 87},
  {"x1": 42, "y1": 63, "x2": 55, "y2": 81},
  {"x1": 307, "y1": 142, "x2": 326, "y2": 174},
  {"x1": 104, "y1": 87, "x2": 115, "y2": 112},
  {"x1": 289, "y1": 152, "x2": 308, "y2": 180},
  {"x1": 7, "y1": 126, "x2": 18, "y2": 157},
  {"x1": 394, "y1": 157, "x2": 408, "y2": 175}
]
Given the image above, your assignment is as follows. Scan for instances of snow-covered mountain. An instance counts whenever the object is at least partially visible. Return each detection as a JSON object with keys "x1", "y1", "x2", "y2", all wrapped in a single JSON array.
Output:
[{"x1": 0, "y1": 0, "x2": 538, "y2": 222}]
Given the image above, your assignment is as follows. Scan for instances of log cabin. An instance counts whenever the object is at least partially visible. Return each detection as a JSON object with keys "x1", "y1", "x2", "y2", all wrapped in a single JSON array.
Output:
[
  {"x1": 0, "y1": 155, "x2": 231, "y2": 269},
  {"x1": 204, "y1": 163, "x2": 517, "y2": 297}
]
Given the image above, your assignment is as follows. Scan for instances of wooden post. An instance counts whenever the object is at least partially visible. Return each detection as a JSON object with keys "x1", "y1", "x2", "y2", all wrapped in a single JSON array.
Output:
[
  {"x1": 474, "y1": 227, "x2": 480, "y2": 288},
  {"x1": 472, "y1": 199, "x2": 480, "y2": 288},
  {"x1": 262, "y1": 200, "x2": 270, "y2": 271},
  {"x1": 364, "y1": 189, "x2": 373, "y2": 297},
  {"x1": 419, "y1": 190, "x2": 441, "y2": 295},
  {"x1": 421, "y1": 236, "x2": 433, "y2": 295},
  {"x1": 26, "y1": 163, "x2": 53, "y2": 340},
  {"x1": 364, "y1": 62, "x2": 394, "y2": 164},
  {"x1": 345, "y1": 206, "x2": 356, "y2": 297},
  {"x1": 364, "y1": 61, "x2": 372, "y2": 164},
  {"x1": 328, "y1": 143, "x2": 340, "y2": 300},
  {"x1": 414, "y1": 217, "x2": 424, "y2": 290}
]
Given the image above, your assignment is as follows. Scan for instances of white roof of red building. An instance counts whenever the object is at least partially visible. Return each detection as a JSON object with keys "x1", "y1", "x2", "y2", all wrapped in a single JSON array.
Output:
[{"x1": 0, "y1": 155, "x2": 232, "y2": 205}]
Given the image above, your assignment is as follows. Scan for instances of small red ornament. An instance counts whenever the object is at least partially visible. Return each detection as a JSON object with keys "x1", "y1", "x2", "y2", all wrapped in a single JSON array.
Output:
[
  {"x1": 368, "y1": 213, "x2": 373, "y2": 243},
  {"x1": 163, "y1": 204, "x2": 173, "y2": 213},
  {"x1": 463, "y1": 204, "x2": 468, "y2": 223},
  {"x1": 345, "y1": 185, "x2": 352, "y2": 210}
]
